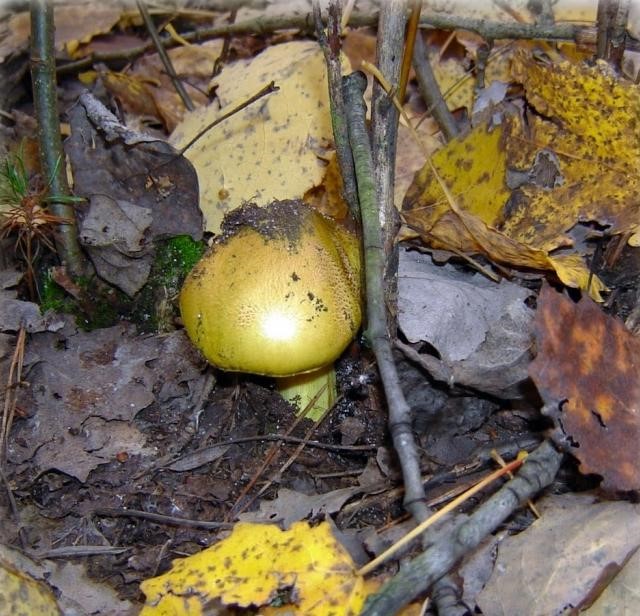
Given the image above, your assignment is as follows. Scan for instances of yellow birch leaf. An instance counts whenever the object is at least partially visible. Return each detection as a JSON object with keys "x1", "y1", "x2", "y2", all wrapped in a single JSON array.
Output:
[
  {"x1": 170, "y1": 41, "x2": 344, "y2": 234},
  {"x1": 0, "y1": 558, "x2": 61, "y2": 616},
  {"x1": 511, "y1": 50, "x2": 640, "y2": 167},
  {"x1": 140, "y1": 521, "x2": 366, "y2": 616},
  {"x1": 403, "y1": 121, "x2": 510, "y2": 226},
  {"x1": 402, "y1": 51, "x2": 640, "y2": 300}
]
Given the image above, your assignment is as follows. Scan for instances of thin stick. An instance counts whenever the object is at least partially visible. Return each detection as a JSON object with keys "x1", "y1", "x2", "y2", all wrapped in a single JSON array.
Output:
[
  {"x1": 0, "y1": 327, "x2": 25, "y2": 464},
  {"x1": 176, "y1": 81, "x2": 278, "y2": 156},
  {"x1": 94, "y1": 508, "x2": 234, "y2": 530},
  {"x1": 313, "y1": 1, "x2": 360, "y2": 221},
  {"x1": 136, "y1": 0, "x2": 195, "y2": 111}
]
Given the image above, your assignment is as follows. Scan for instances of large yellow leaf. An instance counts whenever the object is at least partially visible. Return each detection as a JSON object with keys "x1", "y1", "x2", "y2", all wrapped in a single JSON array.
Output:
[
  {"x1": 140, "y1": 521, "x2": 366, "y2": 615},
  {"x1": 170, "y1": 41, "x2": 342, "y2": 233}
]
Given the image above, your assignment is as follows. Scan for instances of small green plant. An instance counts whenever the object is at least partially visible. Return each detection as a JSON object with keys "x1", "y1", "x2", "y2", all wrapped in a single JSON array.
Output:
[{"x1": 0, "y1": 149, "x2": 72, "y2": 300}]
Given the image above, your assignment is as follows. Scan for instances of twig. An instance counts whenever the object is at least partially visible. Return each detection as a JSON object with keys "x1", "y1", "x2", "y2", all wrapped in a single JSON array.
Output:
[
  {"x1": 412, "y1": 23, "x2": 460, "y2": 140},
  {"x1": 595, "y1": 0, "x2": 630, "y2": 69},
  {"x1": 397, "y1": 0, "x2": 420, "y2": 103},
  {"x1": 342, "y1": 72, "x2": 426, "y2": 520},
  {"x1": 136, "y1": 0, "x2": 195, "y2": 111},
  {"x1": 362, "y1": 440, "x2": 563, "y2": 615},
  {"x1": 0, "y1": 465, "x2": 27, "y2": 548},
  {"x1": 313, "y1": 1, "x2": 360, "y2": 221},
  {"x1": 370, "y1": 0, "x2": 407, "y2": 257},
  {"x1": 55, "y1": 11, "x2": 603, "y2": 76},
  {"x1": 0, "y1": 326, "x2": 25, "y2": 464},
  {"x1": 93, "y1": 508, "x2": 234, "y2": 530},
  {"x1": 30, "y1": 0, "x2": 88, "y2": 279},
  {"x1": 176, "y1": 81, "x2": 278, "y2": 156},
  {"x1": 32, "y1": 545, "x2": 128, "y2": 559}
]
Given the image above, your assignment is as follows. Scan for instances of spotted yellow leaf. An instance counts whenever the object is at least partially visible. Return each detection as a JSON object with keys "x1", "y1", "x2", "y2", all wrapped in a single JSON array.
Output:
[
  {"x1": 170, "y1": 41, "x2": 345, "y2": 234},
  {"x1": 140, "y1": 521, "x2": 366, "y2": 615}
]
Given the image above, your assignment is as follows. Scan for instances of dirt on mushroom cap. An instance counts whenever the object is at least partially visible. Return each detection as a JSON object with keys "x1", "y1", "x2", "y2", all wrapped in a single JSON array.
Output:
[{"x1": 179, "y1": 200, "x2": 362, "y2": 376}]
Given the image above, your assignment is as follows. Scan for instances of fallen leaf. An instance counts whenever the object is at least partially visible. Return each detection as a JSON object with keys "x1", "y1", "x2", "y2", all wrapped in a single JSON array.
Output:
[
  {"x1": 476, "y1": 493, "x2": 640, "y2": 615},
  {"x1": 402, "y1": 49, "x2": 640, "y2": 300},
  {"x1": 11, "y1": 322, "x2": 204, "y2": 482},
  {"x1": 238, "y1": 486, "x2": 364, "y2": 529},
  {"x1": 529, "y1": 284, "x2": 640, "y2": 492},
  {"x1": 398, "y1": 247, "x2": 533, "y2": 361},
  {"x1": 584, "y1": 545, "x2": 640, "y2": 615},
  {"x1": 0, "y1": 552, "x2": 61, "y2": 616},
  {"x1": 65, "y1": 92, "x2": 202, "y2": 296},
  {"x1": 170, "y1": 40, "x2": 343, "y2": 233},
  {"x1": 140, "y1": 521, "x2": 366, "y2": 615}
]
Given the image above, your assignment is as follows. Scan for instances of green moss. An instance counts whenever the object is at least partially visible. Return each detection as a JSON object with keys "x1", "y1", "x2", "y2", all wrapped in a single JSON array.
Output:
[
  {"x1": 36, "y1": 236, "x2": 205, "y2": 332},
  {"x1": 39, "y1": 270, "x2": 73, "y2": 314},
  {"x1": 130, "y1": 235, "x2": 206, "y2": 332}
]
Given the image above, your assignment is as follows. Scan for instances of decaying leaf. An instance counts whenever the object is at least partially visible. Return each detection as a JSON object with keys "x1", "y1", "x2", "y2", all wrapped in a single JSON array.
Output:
[
  {"x1": 477, "y1": 493, "x2": 640, "y2": 615},
  {"x1": 10, "y1": 320, "x2": 205, "y2": 482},
  {"x1": 0, "y1": 6, "x2": 122, "y2": 62},
  {"x1": 529, "y1": 284, "x2": 640, "y2": 492},
  {"x1": 140, "y1": 521, "x2": 366, "y2": 615},
  {"x1": 403, "y1": 52, "x2": 640, "y2": 300},
  {"x1": 170, "y1": 40, "x2": 343, "y2": 233},
  {"x1": 65, "y1": 92, "x2": 202, "y2": 296},
  {"x1": 398, "y1": 248, "x2": 533, "y2": 362},
  {"x1": 238, "y1": 486, "x2": 364, "y2": 529}
]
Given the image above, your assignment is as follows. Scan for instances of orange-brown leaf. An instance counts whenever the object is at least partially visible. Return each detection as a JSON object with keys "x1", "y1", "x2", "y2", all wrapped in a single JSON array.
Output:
[{"x1": 529, "y1": 285, "x2": 640, "y2": 492}]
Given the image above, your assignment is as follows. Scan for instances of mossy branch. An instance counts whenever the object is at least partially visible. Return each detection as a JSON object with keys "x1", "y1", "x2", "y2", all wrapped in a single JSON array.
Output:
[{"x1": 30, "y1": 0, "x2": 88, "y2": 278}]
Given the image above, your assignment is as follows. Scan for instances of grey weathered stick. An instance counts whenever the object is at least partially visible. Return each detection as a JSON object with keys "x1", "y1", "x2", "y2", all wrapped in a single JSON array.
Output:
[
  {"x1": 30, "y1": 0, "x2": 87, "y2": 278},
  {"x1": 595, "y1": 0, "x2": 630, "y2": 69},
  {"x1": 413, "y1": 33, "x2": 459, "y2": 140},
  {"x1": 362, "y1": 440, "x2": 563, "y2": 615},
  {"x1": 342, "y1": 72, "x2": 426, "y2": 520},
  {"x1": 370, "y1": 0, "x2": 407, "y2": 256},
  {"x1": 56, "y1": 11, "x2": 602, "y2": 76},
  {"x1": 312, "y1": 1, "x2": 359, "y2": 221}
]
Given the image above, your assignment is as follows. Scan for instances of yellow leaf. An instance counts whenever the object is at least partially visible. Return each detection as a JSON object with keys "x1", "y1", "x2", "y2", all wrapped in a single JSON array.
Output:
[
  {"x1": 0, "y1": 558, "x2": 61, "y2": 616},
  {"x1": 170, "y1": 41, "x2": 344, "y2": 234},
  {"x1": 403, "y1": 121, "x2": 510, "y2": 225},
  {"x1": 402, "y1": 51, "x2": 640, "y2": 300},
  {"x1": 140, "y1": 521, "x2": 366, "y2": 615}
]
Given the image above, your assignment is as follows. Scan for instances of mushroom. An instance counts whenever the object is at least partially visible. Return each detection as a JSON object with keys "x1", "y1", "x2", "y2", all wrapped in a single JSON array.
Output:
[{"x1": 179, "y1": 200, "x2": 362, "y2": 420}]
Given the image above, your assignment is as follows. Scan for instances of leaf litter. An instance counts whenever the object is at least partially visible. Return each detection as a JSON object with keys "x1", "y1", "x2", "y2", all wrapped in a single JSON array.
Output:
[{"x1": 2, "y1": 1, "x2": 640, "y2": 614}]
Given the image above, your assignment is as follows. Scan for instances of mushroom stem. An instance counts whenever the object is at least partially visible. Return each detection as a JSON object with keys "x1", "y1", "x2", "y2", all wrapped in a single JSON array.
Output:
[{"x1": 276, "y1": 364, "x2": 337, "y2": 421}]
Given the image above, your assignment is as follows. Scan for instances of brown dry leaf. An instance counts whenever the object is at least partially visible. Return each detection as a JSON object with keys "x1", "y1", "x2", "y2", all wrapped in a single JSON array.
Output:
[
  {"x1": 65, "y1": 92, "x2": 202, "y2": 296},
  {"x1": 170, "y1": 40, "x2": 343, "y2": 233},
  {"x1": 127, "y1": 42, "x2": 223, "y2": 132},
  {"x1": 11, "y1": 322, "x2": 204, "y2": 482},
  {"x1": 529, "y1": 284, "x2": 640, "y2": 492},
  {"x1": 0, "y1": 6, "x2": 121, "y2": 62},
  {"x1": 100, "y1": 70, "x2": 161, "y2": 121},
  {"x1": 477, "y1": 493, "x2": 640, "y2": 615},
  {"x1": 303, "y1": 152, "x2": 350, "y2": 220},
  {"x1": 140, "y1": 521, "x2": 367, "y2": 615}
]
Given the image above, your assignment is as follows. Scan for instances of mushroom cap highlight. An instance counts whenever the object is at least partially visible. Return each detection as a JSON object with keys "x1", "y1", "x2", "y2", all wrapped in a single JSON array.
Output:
[{"x1": 179, "y1": 201, "x2": 362, "y2": 377}]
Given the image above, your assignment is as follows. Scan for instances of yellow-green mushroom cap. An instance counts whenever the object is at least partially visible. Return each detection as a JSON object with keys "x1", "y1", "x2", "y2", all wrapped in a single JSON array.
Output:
[{"x1": 179, "y1": 200, "x2": 362, "y2": 377}]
